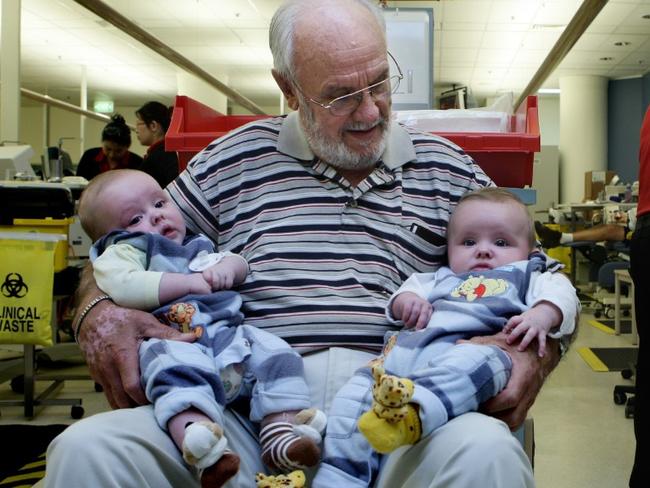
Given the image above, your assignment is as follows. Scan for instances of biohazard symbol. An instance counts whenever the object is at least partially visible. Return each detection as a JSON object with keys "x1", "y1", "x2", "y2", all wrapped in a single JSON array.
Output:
[{"x1": 1, "y1": 273, "x2": 29, "y2": 298}]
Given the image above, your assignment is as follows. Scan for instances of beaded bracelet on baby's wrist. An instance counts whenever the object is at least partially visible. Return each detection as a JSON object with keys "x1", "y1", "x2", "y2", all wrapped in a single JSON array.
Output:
[{"x1": 73, "y1": 294, "x2": 113, "y2": 343}]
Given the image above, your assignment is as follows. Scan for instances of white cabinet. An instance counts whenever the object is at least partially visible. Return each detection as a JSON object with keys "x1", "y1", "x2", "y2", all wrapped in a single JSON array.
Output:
[{"x1": 384, "y1": 8, "x2": 433, "y2": 110}]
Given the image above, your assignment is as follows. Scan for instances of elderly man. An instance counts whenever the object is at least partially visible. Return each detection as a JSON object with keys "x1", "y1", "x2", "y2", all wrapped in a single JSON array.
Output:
[{"x1": 43, "y1": 1, "x2": 566, "y2": 486}]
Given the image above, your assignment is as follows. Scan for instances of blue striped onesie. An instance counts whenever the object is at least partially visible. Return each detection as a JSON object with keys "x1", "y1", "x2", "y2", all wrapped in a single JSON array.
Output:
[
  {"x1": 91, "y1": 230, "x2": 311, "y2": 430},
  {"x1": 314, "y1": 253, "x2": 576, "y2": 487}
]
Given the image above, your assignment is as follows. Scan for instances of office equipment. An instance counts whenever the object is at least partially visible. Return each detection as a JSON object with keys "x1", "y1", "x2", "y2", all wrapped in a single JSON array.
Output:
[{"x1": 0, "y1": 145, "x2": 36, "y2": 180}]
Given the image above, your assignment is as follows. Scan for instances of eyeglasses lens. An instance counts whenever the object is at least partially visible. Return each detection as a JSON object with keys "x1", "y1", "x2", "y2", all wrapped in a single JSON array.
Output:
[{"x1": 329, "y1": 76, "x2": 401, "y2": 116}]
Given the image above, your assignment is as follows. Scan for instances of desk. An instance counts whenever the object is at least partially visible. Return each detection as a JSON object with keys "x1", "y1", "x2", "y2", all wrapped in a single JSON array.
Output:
[{"x1": 614, "y1": 268, "x2": 638, "y2": 345}]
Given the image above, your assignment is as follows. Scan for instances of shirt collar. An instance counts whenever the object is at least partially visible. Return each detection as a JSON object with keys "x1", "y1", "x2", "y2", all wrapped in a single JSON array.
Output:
[{"x1": 277, "y1": 111, "x2": 416, "y2": 169}]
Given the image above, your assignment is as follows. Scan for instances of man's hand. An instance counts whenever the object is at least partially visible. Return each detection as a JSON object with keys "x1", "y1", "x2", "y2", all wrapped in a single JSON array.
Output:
[
  {"x1": 77, "y1": 300, "x2": 196, "y2": 409},
  {"x1": 460, "y1": 331, "x2": 560, "y2": 430}
]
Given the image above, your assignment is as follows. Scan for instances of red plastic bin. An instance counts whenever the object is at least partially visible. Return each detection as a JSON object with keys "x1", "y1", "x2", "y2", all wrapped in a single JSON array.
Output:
[
  {"x1": 166, "y1": 96, "x2": 269, "y2": 171},
  {"x1": 436, "y1": 96, "x2": 540, "y2": 188},
  {"x1": 166, "y1": 95, "x2": 540, "y2": 187}
]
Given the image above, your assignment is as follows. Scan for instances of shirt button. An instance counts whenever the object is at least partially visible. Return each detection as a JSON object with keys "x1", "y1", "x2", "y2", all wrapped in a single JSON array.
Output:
[{"x1": 347, "y1": 198, "x2": 358, "y2": 208}]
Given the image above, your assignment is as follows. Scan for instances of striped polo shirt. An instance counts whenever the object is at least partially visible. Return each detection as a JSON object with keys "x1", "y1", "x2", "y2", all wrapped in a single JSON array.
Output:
[{"x1": 166, "y1": 112, "x2": 493, "y2": 352}]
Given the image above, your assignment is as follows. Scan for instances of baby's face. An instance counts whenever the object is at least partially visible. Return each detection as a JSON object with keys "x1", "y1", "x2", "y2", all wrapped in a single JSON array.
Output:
[
  {"x1": 447, "y1": 199, "x2": 532, "y2": 273},
  {"x1": 102, "y1": 172, "x2": 186, "y2": 244}
]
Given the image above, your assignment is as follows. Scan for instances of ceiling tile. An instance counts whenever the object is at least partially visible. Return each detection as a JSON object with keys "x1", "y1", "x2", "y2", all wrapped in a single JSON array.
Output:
[
  {"x1": 440, "y1": 30, "x2": 485, "y2": 49},
  {"x1": 591, "y1": 1, "x2": 639, "y2": 28},
  {"x1": 475, "y1": 48, "x2": 518, "y2": 67},
  {"x1": 13, "y1": 0, "x2": 650, "y2": 110},
  {"x1": 487, "y1": 0, "x2": 540, "y2": 24},
  {"x1": 480, "y1": 30, "x2": 526, "y2": 49},
  {"x1": 440, "y1": 48, "x2": 478, "y2": 67},
  {"x1": 532, "y1": 0, "x2": 582, "y2": 25},
  {"x1": 441, "y1": 1, "x2": 493, "y2": 24}
]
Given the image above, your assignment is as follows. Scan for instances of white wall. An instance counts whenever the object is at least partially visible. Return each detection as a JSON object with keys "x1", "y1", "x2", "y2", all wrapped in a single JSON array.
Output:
[{"x1": 537, "y1": 95, "x2": 560, "y2": 146}]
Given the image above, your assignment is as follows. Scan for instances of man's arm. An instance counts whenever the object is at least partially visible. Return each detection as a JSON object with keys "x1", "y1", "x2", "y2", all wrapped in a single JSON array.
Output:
[
  {"x1": 466, "y1": 331, "x2": 560, "y2": 430},
  {"x1": 73, "y1": 264, "x2": 197, "y2": 409},
  {"x1": 477, "y1": 266, "x2": 579, "y2": 427}
]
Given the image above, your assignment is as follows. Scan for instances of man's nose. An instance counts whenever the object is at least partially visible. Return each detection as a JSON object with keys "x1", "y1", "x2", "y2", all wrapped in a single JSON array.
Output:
[{"x1": 353, "y1": 90, "x2": 381, "y2": 120}]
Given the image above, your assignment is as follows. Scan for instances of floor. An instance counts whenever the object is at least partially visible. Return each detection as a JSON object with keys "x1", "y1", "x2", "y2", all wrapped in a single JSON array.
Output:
[{"x1": 0, "y1": 310, "x2": 637, "y2": 487}]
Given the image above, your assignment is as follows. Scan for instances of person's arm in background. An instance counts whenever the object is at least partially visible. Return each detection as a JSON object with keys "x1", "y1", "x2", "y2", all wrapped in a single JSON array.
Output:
[{"x1": 73, "y1": 264, "x2": 197, "y2": 409}]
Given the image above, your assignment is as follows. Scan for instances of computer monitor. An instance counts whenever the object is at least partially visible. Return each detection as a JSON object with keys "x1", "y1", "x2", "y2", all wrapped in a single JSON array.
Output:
[{"x1": 0, "y1": 145, "x2": 36, "y2": 180}]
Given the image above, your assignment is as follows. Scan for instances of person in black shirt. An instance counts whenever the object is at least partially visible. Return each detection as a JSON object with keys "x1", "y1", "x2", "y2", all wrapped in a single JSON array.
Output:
[
  {"x1": 76, "y1": 114, "x2": 143, "y2": 181},
  {"x1": 135, "y1": 101, "x2": 179, "y2": 189}
]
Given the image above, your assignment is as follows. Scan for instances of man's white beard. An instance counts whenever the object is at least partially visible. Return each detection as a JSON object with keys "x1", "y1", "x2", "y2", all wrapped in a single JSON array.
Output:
[{"x1": 300, "y1": 103, "x2": 389, "y2": 171}]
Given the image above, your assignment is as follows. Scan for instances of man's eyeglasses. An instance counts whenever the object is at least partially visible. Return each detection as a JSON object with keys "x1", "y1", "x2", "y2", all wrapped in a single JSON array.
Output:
[{"x1": 295, "y1": 51, "x2": 403, "y2": 117}]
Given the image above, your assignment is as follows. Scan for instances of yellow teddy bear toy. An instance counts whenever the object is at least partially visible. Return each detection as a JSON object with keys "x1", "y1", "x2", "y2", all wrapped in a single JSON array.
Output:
[
  {"x1": 255, "y1": 469, "x2": 306, "y2": 488},
  {"x1": 357, "y1": 365, "x2": 422, "y2": 454}
]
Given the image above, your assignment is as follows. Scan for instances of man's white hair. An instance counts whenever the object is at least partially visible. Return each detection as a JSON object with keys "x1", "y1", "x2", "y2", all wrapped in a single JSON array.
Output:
[{"x1": 269, "y1": 0, "x2": 386, "y2": 81}]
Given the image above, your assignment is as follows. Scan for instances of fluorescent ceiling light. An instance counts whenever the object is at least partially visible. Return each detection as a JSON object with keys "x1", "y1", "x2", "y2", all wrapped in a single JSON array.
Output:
[{"x1": 538, "y1": 88, "x2": 561, "y2": 94}]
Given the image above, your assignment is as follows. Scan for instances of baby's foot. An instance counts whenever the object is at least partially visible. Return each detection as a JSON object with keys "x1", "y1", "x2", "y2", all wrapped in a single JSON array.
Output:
[
  {"x1": 182, "y1": 421, "x2": 240, "y2": 487},
  {"x1": 260, "y1": 409, "x2": 327, "y2": 471}
]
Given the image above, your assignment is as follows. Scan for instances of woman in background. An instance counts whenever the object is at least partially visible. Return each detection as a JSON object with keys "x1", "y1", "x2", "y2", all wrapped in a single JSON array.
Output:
[
  {"x1": 76, "y1": 114, "x2": 143, "y2": 181},
  {"x1": 629, "y1": 106, "x2": 649, "y2": 488},
  {"x1": 135, "y1": 101, "x2": 179, "y2": 188}
]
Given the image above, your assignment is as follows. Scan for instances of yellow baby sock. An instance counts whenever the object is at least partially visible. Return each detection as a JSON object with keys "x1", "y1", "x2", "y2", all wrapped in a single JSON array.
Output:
[{"x1": 357, "y1": 365, "x2": 422, "y2": 454}]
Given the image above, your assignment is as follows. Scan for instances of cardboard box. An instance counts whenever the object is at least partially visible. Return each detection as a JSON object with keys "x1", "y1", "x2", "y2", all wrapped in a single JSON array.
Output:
[{"x1": 585, "y1": 170, "x2": 615, "y2": 201}]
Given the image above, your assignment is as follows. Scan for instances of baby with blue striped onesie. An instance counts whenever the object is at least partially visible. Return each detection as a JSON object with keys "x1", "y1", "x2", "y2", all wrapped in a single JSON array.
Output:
[
  {"x1": 79, "y1": 170, "x2": 325, "y2": 487},
  {"x1": 313, "y1": 187, "x2": 579, "y2": 487}
]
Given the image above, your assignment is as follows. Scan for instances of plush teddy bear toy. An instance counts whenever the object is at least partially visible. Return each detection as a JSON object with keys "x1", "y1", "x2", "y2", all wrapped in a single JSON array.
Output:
[{"x1": 255, "y1": 469, "x2": 306, "y2": 487}]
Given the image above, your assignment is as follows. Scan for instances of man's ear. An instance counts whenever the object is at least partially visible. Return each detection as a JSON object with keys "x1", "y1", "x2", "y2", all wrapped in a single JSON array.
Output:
[
  {"x1": 272, "y1": 69, "x2": 299, "y2": 111},
  {"x1": 150, "y1": 120, "x2": 163, "y2": 136}
]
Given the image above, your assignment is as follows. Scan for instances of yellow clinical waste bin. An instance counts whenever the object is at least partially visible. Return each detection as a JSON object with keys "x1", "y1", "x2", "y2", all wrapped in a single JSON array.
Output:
[{"x1": 0, "y1": 233, "x2": 60, "y2": 347}]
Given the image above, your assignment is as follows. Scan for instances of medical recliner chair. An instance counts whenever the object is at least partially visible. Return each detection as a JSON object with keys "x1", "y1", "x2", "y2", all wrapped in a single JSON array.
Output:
[{"x1": 566, "y1": 241, "x2": 631, "y2": 317}]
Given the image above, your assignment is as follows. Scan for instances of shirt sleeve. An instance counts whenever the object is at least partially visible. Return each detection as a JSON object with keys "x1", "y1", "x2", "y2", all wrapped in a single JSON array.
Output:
[
  {"x1": 93, "y1": 243, "x2": 163, "y2": 310},
  {"x1": 526, "y1": 270, "x2": 580, "y2": 338},
  {"x1": 386, "y1": 271, "x2": 440, "y2": 323}
]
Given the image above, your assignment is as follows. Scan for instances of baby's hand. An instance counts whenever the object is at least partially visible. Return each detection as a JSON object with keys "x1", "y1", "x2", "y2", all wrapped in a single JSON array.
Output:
[
  {"x1": 504, "y1": 306, "x2": 557, "y2": 357},
  {"x1": 202, "y1": 264, "x2": 237, "y2": 290},
  {"x1": 392, "y1": 292, "x2": 432, "y2": 330},
  {"x1": 186, "y1": 273, "x2": 212, "y2": 295}
]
